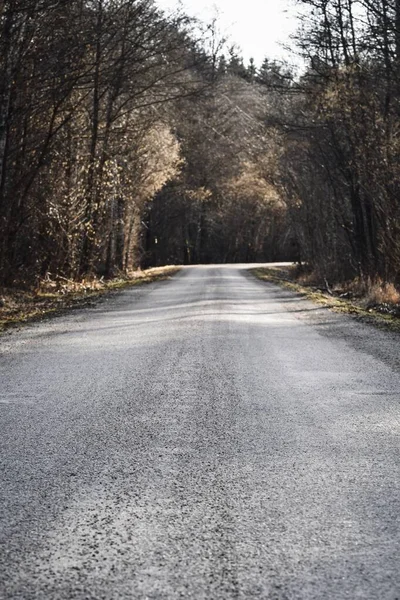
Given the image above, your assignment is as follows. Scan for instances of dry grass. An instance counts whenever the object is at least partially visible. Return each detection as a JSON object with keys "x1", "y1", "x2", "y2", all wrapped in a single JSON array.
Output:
[
  {"x1": 251, "y1": 266, "x2": 400, "y2": 331},
  {"x1": 352, "y1": 278, "x2": 400, "y2": 306},
  {"x1": 0, "y1": 266, "x2": 181, "y2": 332}
]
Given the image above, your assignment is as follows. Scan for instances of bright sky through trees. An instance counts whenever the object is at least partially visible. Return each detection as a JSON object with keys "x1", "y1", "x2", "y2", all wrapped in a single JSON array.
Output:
[{"x1": 156, "y1": 0, "x2": 299, "y2": 65}]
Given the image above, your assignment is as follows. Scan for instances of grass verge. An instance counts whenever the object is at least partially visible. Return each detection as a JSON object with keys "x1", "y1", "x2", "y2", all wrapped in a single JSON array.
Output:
[
  {"x1": 0, "y1": 266, "x2": 181, "y2": 333},
  {"x1": 250, "y1": 266, "x2": 400, "y2": 333}
]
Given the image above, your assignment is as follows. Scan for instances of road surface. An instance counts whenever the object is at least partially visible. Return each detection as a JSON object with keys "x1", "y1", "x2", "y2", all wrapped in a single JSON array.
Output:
[{"x1": 1, "y1": 265, "x2": 400, "y2": 599}]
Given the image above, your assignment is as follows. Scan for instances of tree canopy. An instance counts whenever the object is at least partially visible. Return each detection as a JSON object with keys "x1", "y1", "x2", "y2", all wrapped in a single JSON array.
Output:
[{"x1": 0, "y1": 0, "x2": 399, "y2": 289}]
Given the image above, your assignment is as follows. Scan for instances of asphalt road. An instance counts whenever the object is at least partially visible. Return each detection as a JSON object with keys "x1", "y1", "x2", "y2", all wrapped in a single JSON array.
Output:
[{"x1": 1, "y1": 265, "x2": 400, "y2": 600}]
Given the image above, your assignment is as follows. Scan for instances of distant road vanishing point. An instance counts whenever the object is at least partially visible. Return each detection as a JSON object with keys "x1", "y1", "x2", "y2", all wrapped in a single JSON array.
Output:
[{"x1": 1, "y1": 264, "x2": 400, "y2": 599}]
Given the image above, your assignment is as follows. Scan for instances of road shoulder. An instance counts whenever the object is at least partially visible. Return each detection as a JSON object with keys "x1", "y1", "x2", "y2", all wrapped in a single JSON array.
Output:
[
  {"x1": 0, "y1": 266, "x2": 181, "y2": 334},
  {"x1": 248, "y1": 266, "x2": 400, "y2": 373}
]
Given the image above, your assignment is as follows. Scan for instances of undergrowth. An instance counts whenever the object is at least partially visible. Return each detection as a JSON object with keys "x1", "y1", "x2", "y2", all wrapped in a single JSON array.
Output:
[{"x1": 251, "y1": 266, "x2": 400, "y2": 331}]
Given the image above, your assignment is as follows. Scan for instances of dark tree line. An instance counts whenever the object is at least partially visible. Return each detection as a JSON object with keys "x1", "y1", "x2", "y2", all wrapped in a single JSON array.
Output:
[
  {"x1": 142, "y1": 0, "x2": 400, "y2": 286},
  {"x1": 0, "y1": 0, "x2": 205, "y2": 283},
  {"x1": 1, "y1": 0, "x2": 400, "y2": 290},
  {"x1": 141, "y1": 53, "x2": 297, "y2": 267},
  {"x1": 276, "y1": 0, "x2": 400, "y2": 284}
]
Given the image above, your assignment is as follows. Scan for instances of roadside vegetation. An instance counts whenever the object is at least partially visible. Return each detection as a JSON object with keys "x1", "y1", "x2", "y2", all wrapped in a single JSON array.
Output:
[
  {"x1": 0, "y1": 266, "x2": 180, "y2": 332},
  {"x1": 0, "y1": 0, "x2": 399, "y2": 320},
  {"x1": 251, "y1": 266, "x2": 400, "y2": 331}
]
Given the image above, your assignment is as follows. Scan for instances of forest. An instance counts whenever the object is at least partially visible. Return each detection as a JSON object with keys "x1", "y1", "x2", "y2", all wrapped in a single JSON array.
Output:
[{"x1": 0, "y1": 0, "x2": 400, "y2": 295}]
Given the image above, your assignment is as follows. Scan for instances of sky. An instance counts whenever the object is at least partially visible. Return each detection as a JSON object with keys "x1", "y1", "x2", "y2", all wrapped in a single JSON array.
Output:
[{"x1": 156, "y1": 0, "x2": 300, "y2": 66}]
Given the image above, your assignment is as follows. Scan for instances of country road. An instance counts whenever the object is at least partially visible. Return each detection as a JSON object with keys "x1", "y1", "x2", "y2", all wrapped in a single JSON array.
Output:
[{"x1": 1, "y1": 264, "x2": 400, "y2": 600}]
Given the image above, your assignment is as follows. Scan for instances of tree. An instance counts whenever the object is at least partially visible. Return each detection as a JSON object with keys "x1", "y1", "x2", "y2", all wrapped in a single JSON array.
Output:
[{"x1": 0, "y1": 0, "x2": 208, "y2": 283}]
